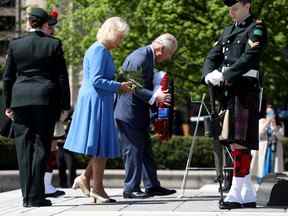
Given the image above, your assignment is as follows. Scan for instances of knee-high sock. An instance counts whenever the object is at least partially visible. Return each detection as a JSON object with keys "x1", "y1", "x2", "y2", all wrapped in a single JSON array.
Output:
[
  {"x1": 241, "y1": 174, "x2": 256, "y2": 203},
  {"x1": 224, "y1": 149, "x2": 252, "y2": 203},
  {"x1": 44, "y1": 172, "x2": 56, "y2": 194},
  {"x1": 224, "y1": 176, "x2": 244, "y2": 203}
]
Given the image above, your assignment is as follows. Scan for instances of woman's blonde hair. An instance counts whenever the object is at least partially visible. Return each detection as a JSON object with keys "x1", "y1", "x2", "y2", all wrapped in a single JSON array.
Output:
[{"x1": 97, "y1": 17, "x2": 129, "y2": 45}]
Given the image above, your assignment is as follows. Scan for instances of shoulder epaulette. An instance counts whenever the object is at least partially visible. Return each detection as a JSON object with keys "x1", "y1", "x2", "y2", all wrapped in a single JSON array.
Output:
[{"x1": 46, "y1": 34, "x2": 61, "y2": 42}]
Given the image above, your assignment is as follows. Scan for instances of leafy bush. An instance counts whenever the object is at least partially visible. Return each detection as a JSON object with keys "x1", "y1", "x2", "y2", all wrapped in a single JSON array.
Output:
[
  {"x1": 0, "y1": 136, "x2": 17, "y2": 169},
  {"x1": 1, "y1": 135, "x2": 288, "y2": 171},
  {"x1": 152, "y1": 136, "x2": 214, "y2": 169},
  {"x1": 77, "y1": 136, "x2": 215, "y2": 170},
  {"x1": 0, "y1": 64, "x2": 4, "y2": 77},
  {"x1": 0, "y1": 136, "x2": 13, "y2": 145},
  {"x1": 0, "y1": 136, "x2": 220, "y2": 170}
]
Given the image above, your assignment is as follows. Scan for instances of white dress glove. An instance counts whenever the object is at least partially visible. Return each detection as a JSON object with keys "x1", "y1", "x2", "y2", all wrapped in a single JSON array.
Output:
[{"x1": 205, "y1": 69, "x2": 223, "y2": 86}]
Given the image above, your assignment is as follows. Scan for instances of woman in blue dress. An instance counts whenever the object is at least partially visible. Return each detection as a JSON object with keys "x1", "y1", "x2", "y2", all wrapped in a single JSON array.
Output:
[{"x1": 64, "y1": 17, "x2": 131, "y2": 203}]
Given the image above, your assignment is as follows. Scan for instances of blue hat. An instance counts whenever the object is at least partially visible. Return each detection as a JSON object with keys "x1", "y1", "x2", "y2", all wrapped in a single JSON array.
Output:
[{"x1": 29, "y1": 8, "x2": 49, "y2": 22}]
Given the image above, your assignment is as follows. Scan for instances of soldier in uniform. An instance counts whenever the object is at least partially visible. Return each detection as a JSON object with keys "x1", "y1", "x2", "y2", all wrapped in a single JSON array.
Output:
[
  {"x1": 202, "y1": 0, "x2": 267, "y2": 209},
  {"x1": 3, "y1": 8, "x2": 70, "y2": 207}
]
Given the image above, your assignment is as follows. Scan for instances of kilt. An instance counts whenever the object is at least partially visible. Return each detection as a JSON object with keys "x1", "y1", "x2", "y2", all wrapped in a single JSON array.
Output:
[{"x1": 220, "y1": 86, "x2": 259, "y2": 150}]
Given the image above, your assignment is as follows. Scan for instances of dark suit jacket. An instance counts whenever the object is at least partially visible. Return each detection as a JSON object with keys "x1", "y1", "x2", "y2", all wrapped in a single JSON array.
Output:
[
  {"x1": 3, "y1": 31, "x2": 70, "y2": 113},
  {"x1": 115, "y1": 46, "x2": 154, "y2": 130}
]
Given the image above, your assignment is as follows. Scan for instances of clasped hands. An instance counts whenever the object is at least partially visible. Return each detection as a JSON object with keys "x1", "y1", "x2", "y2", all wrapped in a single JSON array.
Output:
[{"x1": 205, "y1": 69, "x2": 224, "y2": 86}]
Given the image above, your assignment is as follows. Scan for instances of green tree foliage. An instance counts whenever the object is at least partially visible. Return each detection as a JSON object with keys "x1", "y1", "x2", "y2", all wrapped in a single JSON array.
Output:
[
  {"x1": 0, "y1": 64, "x2": 4, "y2": 78},
  {"x1": 52, "y1": 0, "x2": 288, "y2": 106}
]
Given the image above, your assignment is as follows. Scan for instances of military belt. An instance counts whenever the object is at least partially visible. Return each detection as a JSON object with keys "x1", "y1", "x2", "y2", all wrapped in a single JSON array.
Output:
[{"x1": 18, "y1": 69, "x2": 50, "y2": 78}]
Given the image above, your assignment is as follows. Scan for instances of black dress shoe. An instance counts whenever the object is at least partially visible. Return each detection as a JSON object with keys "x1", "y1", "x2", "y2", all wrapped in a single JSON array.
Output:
[
  {"x1": 123, "y1": 191, "x2": 150, "y2": 199},
  {"x1": 145, "y1": 186, "x2": 176, "y2": 196},
  {"x1": 45, "y1": 190, "x2": 65, "y2": 198},
  {"x1": 219, "y1": 201, "x2": 242, "y2": 209},
  {"x1": 23, "y1": 199, "x2": 52, "y2": 207},
  {"x1": 242, "y1": 202, "x2": 256, "y2": 208}
]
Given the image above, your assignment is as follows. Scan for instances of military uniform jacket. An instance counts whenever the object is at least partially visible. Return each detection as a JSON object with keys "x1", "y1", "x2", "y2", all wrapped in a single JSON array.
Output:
[
  {"x1": 202, "y1": 15, "x2": 267, "y2": 90},
  {"x1": 3, "y1": 31, "x2": 70, "y2": 112},
  {"x1": 202, "y1": 16, "x2": 267, "y2": 150}
]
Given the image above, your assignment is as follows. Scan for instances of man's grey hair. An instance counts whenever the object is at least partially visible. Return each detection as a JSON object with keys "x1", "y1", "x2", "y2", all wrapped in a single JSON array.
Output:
[{"x1": 153, "y1": 33, "x2": 177, "y2": 54}]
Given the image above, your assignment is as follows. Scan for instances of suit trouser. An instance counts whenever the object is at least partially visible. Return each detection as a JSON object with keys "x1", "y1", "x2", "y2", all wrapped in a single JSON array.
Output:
[
  {"x1": 12, "y1": 106, "x2": 55, "y2": 203},
  {"x1": 57, "y1": 145, "x2": 76, "y2": 188},
  {"x1": 116, "y1": 120, "x2": 160, "y2": 192}
]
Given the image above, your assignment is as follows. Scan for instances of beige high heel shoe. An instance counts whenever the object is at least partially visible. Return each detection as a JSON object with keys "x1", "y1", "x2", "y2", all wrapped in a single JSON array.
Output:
[
  {"x1": 90, "y1": 191, "x2": 116, "y2": 204},
  {"x1": 72, "y1": 176, "x2": 90, "y2": 197}
]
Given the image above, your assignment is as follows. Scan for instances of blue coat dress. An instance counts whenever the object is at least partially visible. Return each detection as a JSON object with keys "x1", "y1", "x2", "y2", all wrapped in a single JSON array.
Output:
[{"x1": 64, "y1": 42, "x2": 121, "y2": 158}]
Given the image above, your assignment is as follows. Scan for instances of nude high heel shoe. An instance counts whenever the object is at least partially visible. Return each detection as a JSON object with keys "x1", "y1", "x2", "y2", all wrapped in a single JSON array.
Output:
[
  {"x1": 90, "y1": 191, "x2": 116, "y2": 204},
  {"x1": 72, "y1": 176, "x2": 90, "y2": 197}
]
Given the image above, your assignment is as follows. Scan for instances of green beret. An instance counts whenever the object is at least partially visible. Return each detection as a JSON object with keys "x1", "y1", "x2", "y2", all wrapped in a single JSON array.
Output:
[
  {"x1": 223, "y1": 0, "x2": 240, "y2": 6},
  {"x1": 29, "y1": 8, "x2": 49, "y2": 22},
  {"x1": 223, "y1": 0, "x2": 251, "y2": 6}
]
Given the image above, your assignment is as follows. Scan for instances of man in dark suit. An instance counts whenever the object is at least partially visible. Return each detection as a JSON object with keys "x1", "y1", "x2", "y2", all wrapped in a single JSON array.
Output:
[
  {"x1": 202, "y1": 0, "x2": 267, "y2": 209},
  {"x1": 115, "y1": 33, "x2": 177, "y2": 198},
  {"x1": 3, "y1": 7, "x2": 70, "y2": 207}
]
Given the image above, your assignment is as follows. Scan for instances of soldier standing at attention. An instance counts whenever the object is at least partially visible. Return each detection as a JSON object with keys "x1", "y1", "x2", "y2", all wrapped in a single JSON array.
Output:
[
  {"x1": 202, "y1": 0, "x2": 267, "y2": 209},
  {"x1": 3, "y1": 8, "x2": 70, "y2": 207}
]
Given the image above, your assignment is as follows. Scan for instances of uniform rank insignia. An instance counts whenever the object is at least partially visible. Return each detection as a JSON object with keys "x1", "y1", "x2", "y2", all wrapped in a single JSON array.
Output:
[
  {"x1": 253, "y1": 29, "x2": 263, "y2": 36},
  {"x1": 254, "y1": 19, "x2": 264, "y2": 37},
  {"x1": 213, "y1": 41, "x2": 219, "y2": 47},
  {"x1": 248, "y1": 39, "x2": 259, "y2": 48}
]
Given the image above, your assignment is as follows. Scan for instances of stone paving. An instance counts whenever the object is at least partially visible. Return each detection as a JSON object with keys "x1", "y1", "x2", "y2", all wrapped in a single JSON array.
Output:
[{"x1": 0, "y1": 184, "x2": 288, "y2": 216}]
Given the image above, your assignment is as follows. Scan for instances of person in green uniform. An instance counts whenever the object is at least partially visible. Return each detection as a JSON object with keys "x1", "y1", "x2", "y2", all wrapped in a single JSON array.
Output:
[
  {"x1": 3, "y1": 7, "x2": 70, "y2": 207},
  {"x1": 202, "y1": 0, "x2": 267, "y2": 209}
]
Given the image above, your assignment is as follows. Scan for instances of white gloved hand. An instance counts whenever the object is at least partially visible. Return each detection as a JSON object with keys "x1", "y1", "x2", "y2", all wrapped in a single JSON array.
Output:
[
  {"x1": 204, "y1": 73, "x2": 212, "y2": 84},
  {"x1": 205, "y1": 69, "x2": 223, "y2": 86}
]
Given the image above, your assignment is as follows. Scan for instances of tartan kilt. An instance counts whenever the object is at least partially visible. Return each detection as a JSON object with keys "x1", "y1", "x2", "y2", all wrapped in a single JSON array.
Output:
[{"x1": 220, "y1": 88, "x2": 259, "y2": 150}]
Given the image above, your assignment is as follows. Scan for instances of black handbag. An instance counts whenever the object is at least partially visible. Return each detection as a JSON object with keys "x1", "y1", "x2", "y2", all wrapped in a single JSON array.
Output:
[{"x1": 0, "y1": 115, "x2": 14, "y2": 138}]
